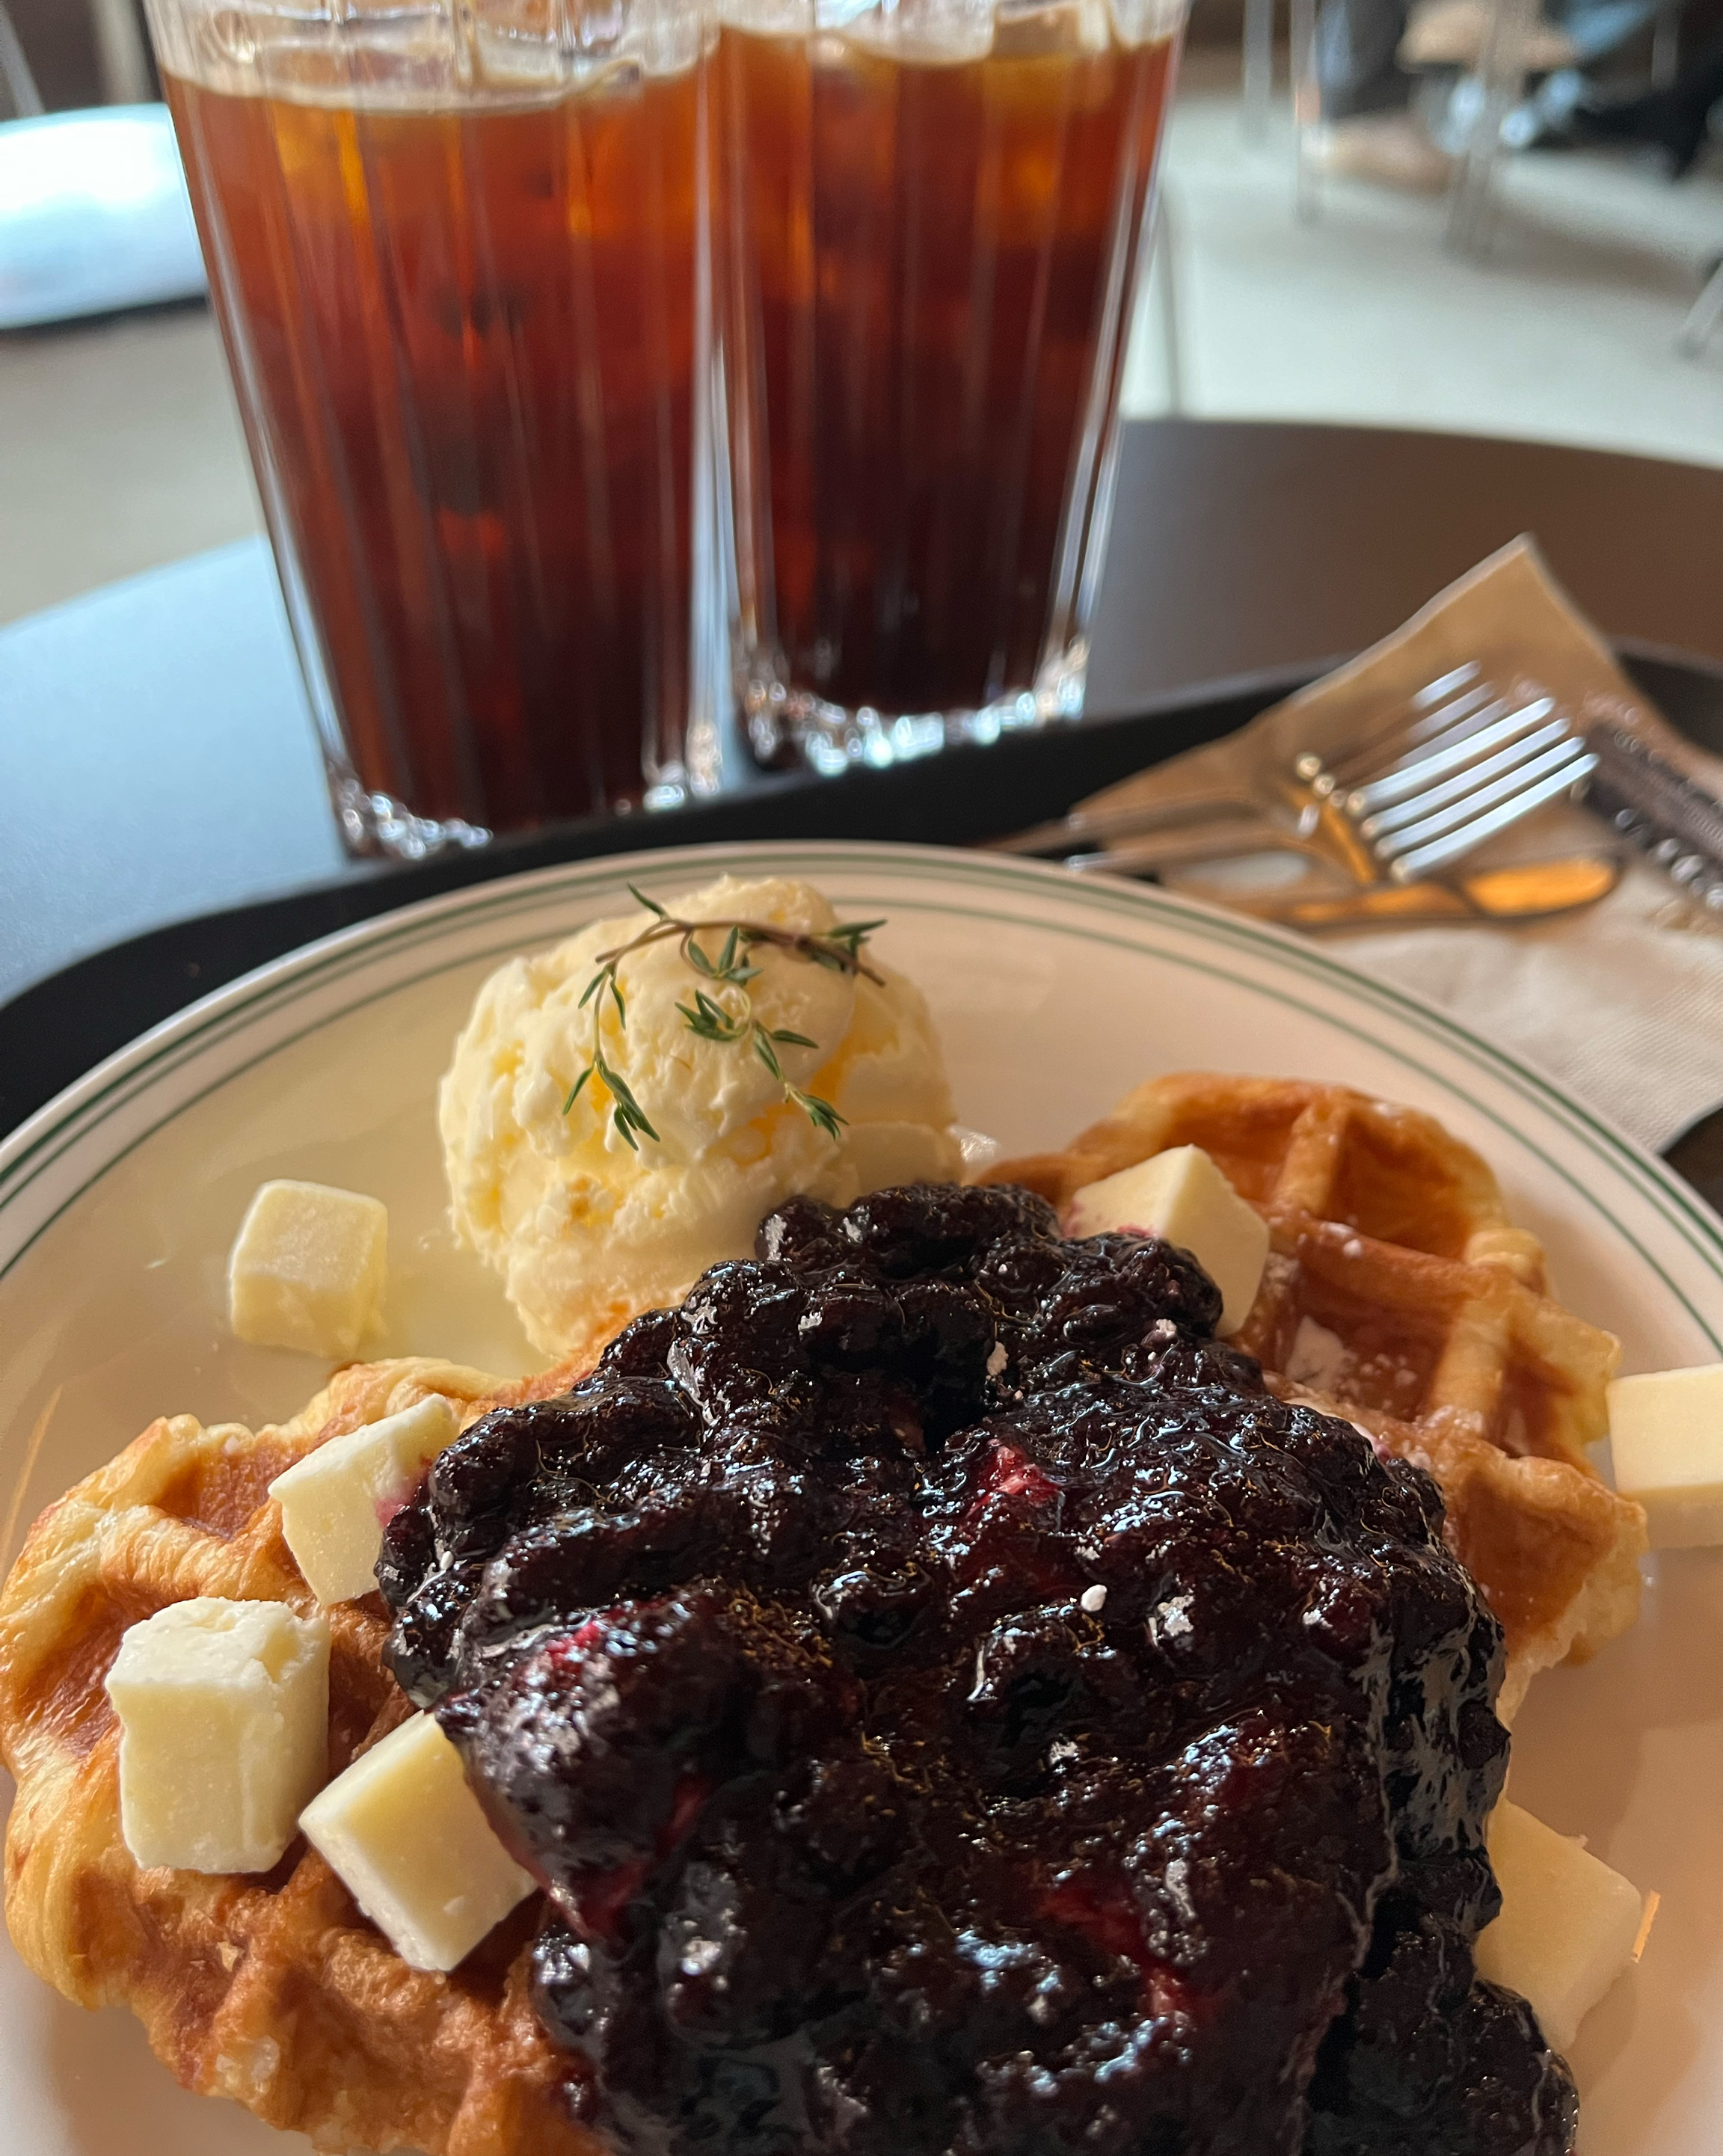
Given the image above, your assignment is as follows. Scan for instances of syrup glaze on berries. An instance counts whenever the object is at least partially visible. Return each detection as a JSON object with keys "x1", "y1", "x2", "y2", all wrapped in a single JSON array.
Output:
[{"x1": 378, "y1": 1183, "x2": 1577, "y2": 2156}]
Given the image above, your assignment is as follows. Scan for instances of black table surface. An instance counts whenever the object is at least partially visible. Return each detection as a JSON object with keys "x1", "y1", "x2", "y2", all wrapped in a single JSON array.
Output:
[{"x1": 5, "y1": 414, "x2": 1723, "y2": 1149}]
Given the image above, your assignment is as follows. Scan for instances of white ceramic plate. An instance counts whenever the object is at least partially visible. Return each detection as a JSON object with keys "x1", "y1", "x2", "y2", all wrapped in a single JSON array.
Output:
[{"x1": 1, "y1": 840, "x2": 1719, "y2": 2156}]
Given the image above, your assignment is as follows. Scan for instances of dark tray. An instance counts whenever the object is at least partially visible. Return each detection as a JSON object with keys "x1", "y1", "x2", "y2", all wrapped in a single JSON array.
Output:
[{"x1": 6, "y1": 645, "x2": 1723, "y2": 1210}]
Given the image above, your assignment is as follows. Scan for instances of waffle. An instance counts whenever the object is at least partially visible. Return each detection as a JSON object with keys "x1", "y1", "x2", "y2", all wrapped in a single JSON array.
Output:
[
  {"x1": 988, "y1": 1072, "x2": 1648, "y2": 1722},
  {"x1": 0, "y1": 1094, "x2": 1645, "y2": 2149},
  {"x1": 0, "y1": 1351, "x2": 602, "y2": 2156}
]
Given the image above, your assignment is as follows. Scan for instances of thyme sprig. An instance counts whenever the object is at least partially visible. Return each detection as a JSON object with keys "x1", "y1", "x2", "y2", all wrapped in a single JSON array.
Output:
[{"x1": 561, "y1": 886, "x2": 885, "y2": 1149}]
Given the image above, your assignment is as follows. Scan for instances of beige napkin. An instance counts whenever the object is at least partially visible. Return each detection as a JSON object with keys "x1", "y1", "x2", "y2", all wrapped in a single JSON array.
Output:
[
  {"x1": 1322, "y1": 850, "x2": 1723, "y2": 1155},
  {"x1": 1086, "y1": 538, "x2": 1723, "y2": 1155}
]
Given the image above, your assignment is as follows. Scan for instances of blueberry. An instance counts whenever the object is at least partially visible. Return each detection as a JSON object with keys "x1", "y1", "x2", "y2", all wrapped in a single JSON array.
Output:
[{"x1": 383, "y1": 1179, "x2": 1548, "y2": 2156}]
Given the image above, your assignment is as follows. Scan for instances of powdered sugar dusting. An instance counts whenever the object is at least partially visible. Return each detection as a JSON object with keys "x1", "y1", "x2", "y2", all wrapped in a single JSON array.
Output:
[{"x1": 1286, "y1": 1318, "x2": 1350, "y2": 1393}]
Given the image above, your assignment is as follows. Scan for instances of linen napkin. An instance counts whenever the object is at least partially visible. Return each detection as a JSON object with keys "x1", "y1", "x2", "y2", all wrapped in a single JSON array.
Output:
[
  {"x1": 1084, "y1": 539, "x2": 1723, "y2": 1155},
  {"x1": 1321, "y1": 847, "x2": 1723, "y2": 1155}
]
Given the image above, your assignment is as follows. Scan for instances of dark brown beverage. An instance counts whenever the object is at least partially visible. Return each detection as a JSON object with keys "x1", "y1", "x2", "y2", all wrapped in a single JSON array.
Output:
[
  {"x1": 712, "y1": 8, "x2": 1178, "y2": 753},
  {"x1": 164, "y1": 53, "x2": 704, "y2": 843}
]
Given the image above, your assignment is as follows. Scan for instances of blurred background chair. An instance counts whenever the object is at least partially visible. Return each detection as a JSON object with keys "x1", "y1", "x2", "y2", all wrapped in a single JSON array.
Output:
[
  {"x1": 1280, "y1": 0, "x2": 1723, "y2": 254},
  {"x1": 6, "y1": 0, "x2": 153, "y2": 109},
  {"x1": 1653, "y1": 0, "x2": 1686, "y2": 81},
  {"x1": 86, "y1": 0, "x2": 152, "y2": 103},
  {"x1": 0, "y1": 105, "x2": 206, "y2": 331},
  {"x1": 1446, "y1": 0, "x2": 1542, "y2": 249},
  {"x1": 0, "y1": 0, "x2": 201, "y2": 331},
  {"x1": 0, "y1": 0, "x2": 43, "y2": 118},
  {"x1": 1244, "y1": 0, "x2": 1280, "y2": 130},
  {"x1": 1681, "y1": 249, "x2": 1723, "y2": 343}
]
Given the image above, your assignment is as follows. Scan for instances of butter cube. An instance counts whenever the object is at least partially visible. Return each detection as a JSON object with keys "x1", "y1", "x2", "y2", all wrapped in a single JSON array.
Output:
[
  {"x1": 269, "y1": 1395, "x2": 458, "y2": 1604},
  {"x1": 105, "y1": 1597, "x2": 329, "y2": 1874},
  {"x1": 229, "y1": 1179, "x2": 388, "y2": 1358},
  {"x1": 1066, "y1": 1146, "x2": 1270, "y2": 1337},
  {"x1": 301, "y1": 1713, "x2": 534, "y2": 1973},
  {"x1": 1475, "y1": 1800, "x2": 1645, "y2": 2054},
  {"x1": 1606, "y1": 1363, "x2": 1723, "y2": 1547}
]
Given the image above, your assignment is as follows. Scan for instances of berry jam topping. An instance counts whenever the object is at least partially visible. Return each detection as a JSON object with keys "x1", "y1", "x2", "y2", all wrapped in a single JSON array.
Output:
[{"x1": 379, "y1": 1183, "x2": 1576, "y2": 2156}]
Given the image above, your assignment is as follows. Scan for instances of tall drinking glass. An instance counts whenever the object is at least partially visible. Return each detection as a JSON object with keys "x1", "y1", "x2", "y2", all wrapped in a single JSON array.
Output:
[
  {"x1": 147, "y1": 0, "x2": 716, "y2": 855},
  {"x1": 710, "y1": 0, "x2": 1185, "y2": 773}
]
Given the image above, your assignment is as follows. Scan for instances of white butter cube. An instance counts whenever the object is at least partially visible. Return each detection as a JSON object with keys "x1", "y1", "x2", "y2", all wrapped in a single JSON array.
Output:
[
  {"x1": 229, "y1": 1179, "x2": 388, "y2": 1358},
  {"x1": 269, "y1": 1395, "x2": 458, "y2": 1604},
  {"x1": 301, "y1": 1713, "x2": 534, "y2": 1973},
  {"x1": 1606, "y1": 1363, "x2": 1723, "y2": 1547},
  {"x1": 1475, "y1": 1800, "x2": 1645, "y2": 2054},
  {"x1": 1066, "y1": 1146, "x2": 1270, "y2": 1337},
  {"x1": 105, "y1": 1597, "x2": 329, "y2": 1874}
]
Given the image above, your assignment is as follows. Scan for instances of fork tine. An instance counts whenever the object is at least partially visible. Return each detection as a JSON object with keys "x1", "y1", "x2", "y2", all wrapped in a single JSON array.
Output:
[
  {"x1": 1324, "y1": 679, "x2": 1497, "y2": 789},
  {"x1": 1310, "y1": 668, "x2": 1486, "y2": 790},
  {"x1": 1373, "y1": 735, "x2": 1592, "y2": 861},
  {"x1": 1382, "y1": 745, "x2": 1598, "y2": 880},
  {"x1": 1358, "y1": 717, "x2": 1572, "y2": 840},
  {"x1": 1347, "y1": 697, "x2": 1556, "y2": 814},
  {"x1": 1339, "y1": 692, "x2": 1511, "y2": 799},
  {"x1": 1410, "y1": 661, "x2": 1482, "y2": 710},
  {"x1": 1389, "y1": 752, "x2": 1600, "y2": 882}
]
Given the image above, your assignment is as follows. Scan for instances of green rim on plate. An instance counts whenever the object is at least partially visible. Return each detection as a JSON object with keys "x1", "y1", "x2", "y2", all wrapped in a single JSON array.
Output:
[{"x1": 4, "y1": 842, "x2": 1720, "y2": 1352}]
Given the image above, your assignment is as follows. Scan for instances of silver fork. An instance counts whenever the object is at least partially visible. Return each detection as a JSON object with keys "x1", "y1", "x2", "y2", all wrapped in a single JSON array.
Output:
[
  {"x1": 1294, "y1": 663, "x2": 1597, "y2": 883},
  {"x1": 997, "y1": 663, "x2": 1597, "y2": 883}
]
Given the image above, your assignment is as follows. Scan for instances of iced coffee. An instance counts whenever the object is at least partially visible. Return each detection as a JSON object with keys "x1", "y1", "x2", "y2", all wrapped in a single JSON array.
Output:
[
  {"x1": 712, "y1": 0, "x2": 1184, "y2": 767},
  {"x1": 149, "y1": 0, "x2": 712, "y2": 850}
]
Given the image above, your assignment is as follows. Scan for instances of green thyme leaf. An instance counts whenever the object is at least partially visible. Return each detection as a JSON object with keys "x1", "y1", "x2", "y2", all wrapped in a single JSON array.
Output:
[
  {"x1": 597, "y1": 1054, "x2": 660, "y2": 1147},
  {"x1": 678, "y1": 993, "x2": 746, "y2": 1044},
  {"x1": 790, "y1": 1090, "x2": 847, "y2": 1139},
  {"x1": 752, "y1": 1025, "x2": 786, "y2": 1082},
  {"x1": 562, "y1": 888, "x2": 884, "y2": 1139}
]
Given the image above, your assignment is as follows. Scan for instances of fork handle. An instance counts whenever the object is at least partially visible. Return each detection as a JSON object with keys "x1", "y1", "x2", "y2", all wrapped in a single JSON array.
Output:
[
  {"x1": 1064, "y1": 818, "x2": 1319, "y2": 876},
  {"x1": 1587, "y1": 725, "x2": 1723, "y2": 897},
  {"x1": 989, "y1": 793, "x2": 1265, "y2": 857}
]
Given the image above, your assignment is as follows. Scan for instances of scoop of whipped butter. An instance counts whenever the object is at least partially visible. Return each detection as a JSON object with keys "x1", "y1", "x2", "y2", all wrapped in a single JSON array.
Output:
[{"x1": 440, "y1": 875, "x2": 962, "y2": 1358}]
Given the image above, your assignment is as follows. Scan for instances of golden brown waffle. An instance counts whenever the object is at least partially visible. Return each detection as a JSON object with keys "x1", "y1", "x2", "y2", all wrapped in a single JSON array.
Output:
[
  {"x1": 989, "y1": 1072, "x2": 1648, "y2": 1722},
  {"x1": 0, "y1": 1099, "x2": 1646, "y2": 2145},
  {"x1": 0, "y1": 1352, "x2": 601, "y2": 2156}
]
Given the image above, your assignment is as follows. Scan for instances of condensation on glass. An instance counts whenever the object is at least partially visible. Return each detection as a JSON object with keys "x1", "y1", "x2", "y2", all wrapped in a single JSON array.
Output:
[
  {"x1": 710, "y1": 0, "x2": 1188, "y2": 776},
  {"x1": 147, "y1": 0, "x2": 721, "y2": 856}
]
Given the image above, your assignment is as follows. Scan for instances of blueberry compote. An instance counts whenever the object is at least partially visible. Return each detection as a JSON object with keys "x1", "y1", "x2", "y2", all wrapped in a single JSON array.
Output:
[{"x1": 379, "y1": 1184, "x2": 1577, "y2": 2156}]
